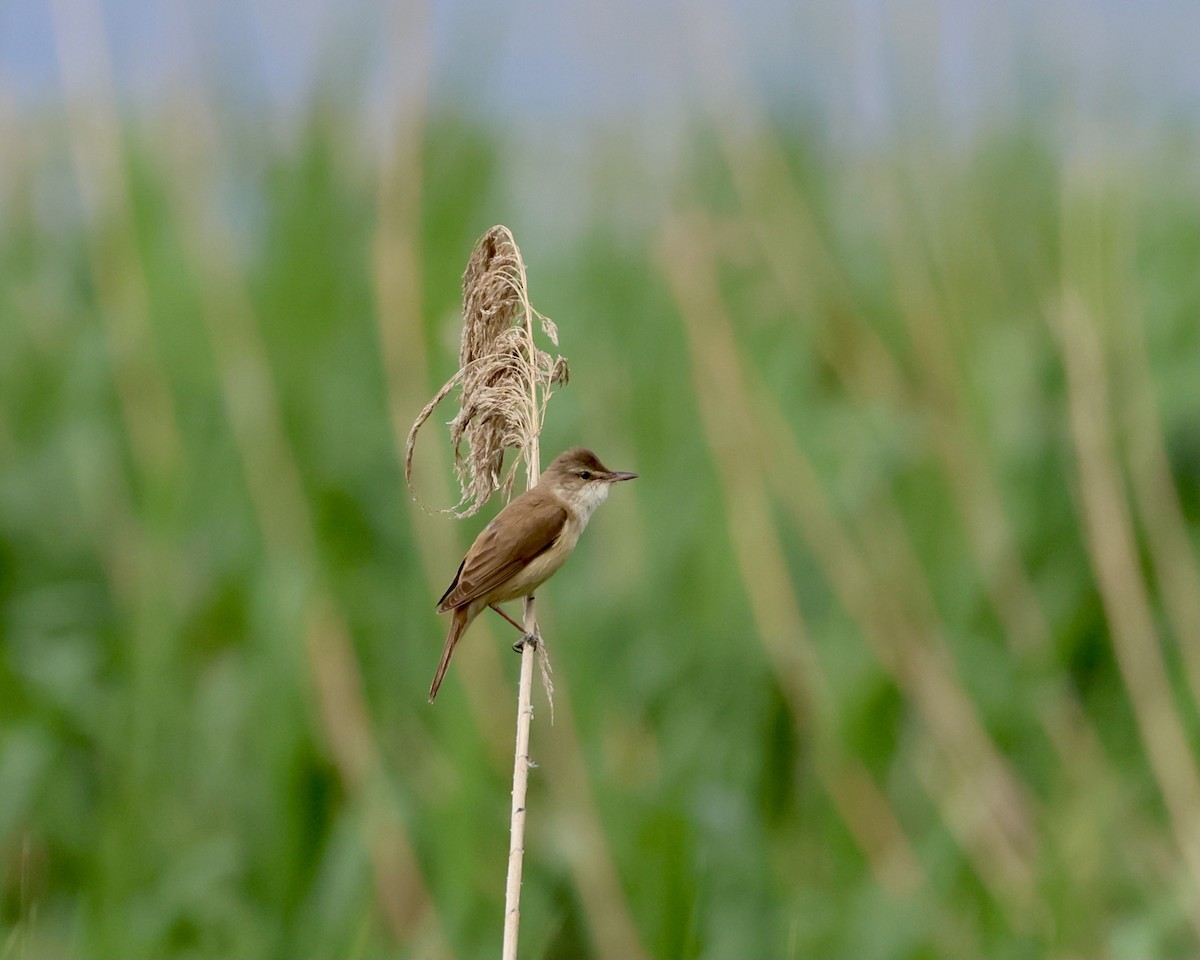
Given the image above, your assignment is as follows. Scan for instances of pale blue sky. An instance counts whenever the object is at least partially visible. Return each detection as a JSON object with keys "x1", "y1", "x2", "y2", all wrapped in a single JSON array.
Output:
[
  {"x1": 3, "y1": 0, "x2": 1199, "y2": 140},
  {"x1": 4, "y1": 0, "x2": 1197, "y2": 247}
]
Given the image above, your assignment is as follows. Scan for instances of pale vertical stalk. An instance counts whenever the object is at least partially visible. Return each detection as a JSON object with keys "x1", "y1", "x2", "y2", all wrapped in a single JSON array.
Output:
[
  {"x1": 503, "y1": 285, "x2": 544, "y2": 960},
  {"x1": 503, "y1": 608, "x2": 538, "y2": 960}
]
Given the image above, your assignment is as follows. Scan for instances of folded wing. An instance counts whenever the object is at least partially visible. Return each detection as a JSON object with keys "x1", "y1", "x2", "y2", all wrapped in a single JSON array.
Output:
[{"x1": 437, "y1": 490, "x2": 568, "y2": 611}]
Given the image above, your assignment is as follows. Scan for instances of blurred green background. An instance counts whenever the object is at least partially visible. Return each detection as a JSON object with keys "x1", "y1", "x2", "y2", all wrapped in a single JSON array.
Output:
[{"x1": 4, "y1": 2, "x2": 1200, "y2": 958}]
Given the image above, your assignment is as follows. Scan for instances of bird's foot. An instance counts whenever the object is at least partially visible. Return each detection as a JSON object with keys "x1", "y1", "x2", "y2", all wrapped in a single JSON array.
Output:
[{"x1": 512, "y1": 632, "x2": 539, "y2": 653}]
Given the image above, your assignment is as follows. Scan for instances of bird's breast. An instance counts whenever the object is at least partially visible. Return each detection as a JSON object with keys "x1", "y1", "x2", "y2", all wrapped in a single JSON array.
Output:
[{"x1": 489, "y1": 514, "x2": 585, "y2": 603}]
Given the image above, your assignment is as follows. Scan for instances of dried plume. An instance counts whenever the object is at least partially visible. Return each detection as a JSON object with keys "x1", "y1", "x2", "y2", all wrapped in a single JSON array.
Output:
[{"x1": 406, "y1": 225, "x2": 568, "y2": 515}]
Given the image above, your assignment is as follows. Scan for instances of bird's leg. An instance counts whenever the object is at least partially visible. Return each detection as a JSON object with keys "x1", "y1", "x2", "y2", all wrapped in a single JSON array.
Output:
[
  {"x1": 489, "y1": 601, "x2": 539, "y2": 652},
  {"x1": 488, "y1": 603, "x2": 525, "y2": 633},
  {"x1": 487, "y1": 600, "x2": 530, "y2": 652}
]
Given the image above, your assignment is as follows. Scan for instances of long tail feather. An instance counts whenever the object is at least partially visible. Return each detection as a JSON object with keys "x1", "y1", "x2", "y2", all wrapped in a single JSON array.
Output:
[{"x1": 429, "y1": 608, "x2": 469, "y2": 702}]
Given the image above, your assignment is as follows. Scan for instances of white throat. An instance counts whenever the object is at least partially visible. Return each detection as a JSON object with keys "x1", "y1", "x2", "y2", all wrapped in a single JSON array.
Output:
[{"x1": 563, "y1": 480, "x2": 610, "y2": 528}]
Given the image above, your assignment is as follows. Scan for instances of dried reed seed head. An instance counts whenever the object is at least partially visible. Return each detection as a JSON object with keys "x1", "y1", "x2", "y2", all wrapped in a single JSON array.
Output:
[
  {"x1": 405, "y1": 225, "x2": 569, "y2": 517},
  {"x1": 460, "y1": 228, "x2": 521, "y2": 366}
]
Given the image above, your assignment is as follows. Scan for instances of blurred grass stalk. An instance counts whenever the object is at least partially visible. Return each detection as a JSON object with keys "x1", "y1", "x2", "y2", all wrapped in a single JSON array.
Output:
[
  {"x1": 663, "y1": 152, "x2": 1200, "y2": 942},
  {"x1": 660, "y1": 219, "x2": 1037, "y2": 934},
  {"x1": 47, "y1": 0, "x2": 443, "y2": 952},
  {"x1": 1056, "y1": 169, "x2": 1200, "y2": 897}
]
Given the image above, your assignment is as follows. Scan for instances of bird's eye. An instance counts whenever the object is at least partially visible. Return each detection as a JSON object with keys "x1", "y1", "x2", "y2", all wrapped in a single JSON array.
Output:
[{"x1": 579, "y1": 470, "x2": 592, "y2": 480}]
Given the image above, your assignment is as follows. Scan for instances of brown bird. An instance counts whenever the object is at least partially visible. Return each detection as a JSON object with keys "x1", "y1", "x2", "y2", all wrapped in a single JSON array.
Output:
[{"x1": 428, "y1": 446, "x2": 637, "y2": 701}]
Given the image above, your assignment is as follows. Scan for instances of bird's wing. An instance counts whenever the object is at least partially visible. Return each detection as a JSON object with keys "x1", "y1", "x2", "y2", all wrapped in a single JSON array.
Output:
[{"x1": 437, "y1": 490, "x2": 568, "y2": 611}]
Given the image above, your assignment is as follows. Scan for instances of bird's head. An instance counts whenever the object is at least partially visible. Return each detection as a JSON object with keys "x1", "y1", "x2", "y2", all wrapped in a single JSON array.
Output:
[{"x1": 541, "y1": 447, "x2": 637, "y2": 519}]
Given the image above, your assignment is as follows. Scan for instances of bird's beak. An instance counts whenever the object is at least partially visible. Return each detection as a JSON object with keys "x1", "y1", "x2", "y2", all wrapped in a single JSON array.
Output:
[{"x1": 606, "y1": 471, "x2": 638, "y2": 482}]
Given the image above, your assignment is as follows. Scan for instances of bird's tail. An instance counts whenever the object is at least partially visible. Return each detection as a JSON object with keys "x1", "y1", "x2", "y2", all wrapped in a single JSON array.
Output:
[{"x1": 429, "y1": 608, "x2": 469, "y2": 702}]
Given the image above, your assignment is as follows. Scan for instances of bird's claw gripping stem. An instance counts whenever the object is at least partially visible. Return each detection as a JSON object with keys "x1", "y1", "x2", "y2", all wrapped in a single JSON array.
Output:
[{"x1": 512, "y1": 632, "x2": 539, "y2": 653}]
